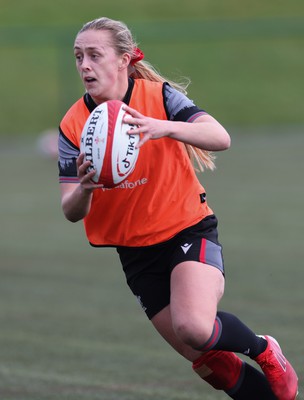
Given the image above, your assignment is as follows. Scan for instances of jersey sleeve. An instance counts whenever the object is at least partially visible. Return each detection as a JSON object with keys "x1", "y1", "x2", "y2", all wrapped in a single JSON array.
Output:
[
  {"x1": 58, "y1": 129, "x2": 79, "y2": 183},
  {"x1": 163, "y1": 83, "x2": 208, "y2": 122}
]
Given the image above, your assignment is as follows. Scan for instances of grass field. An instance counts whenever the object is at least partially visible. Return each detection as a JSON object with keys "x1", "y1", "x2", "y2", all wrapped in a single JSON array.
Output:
[{"x1": 0, "y1": 130, "x2": 303, "y2": 399}]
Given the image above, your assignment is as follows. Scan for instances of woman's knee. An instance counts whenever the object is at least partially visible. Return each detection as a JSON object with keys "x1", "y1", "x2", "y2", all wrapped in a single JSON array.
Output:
[{"x1": 173, "y1": 314, "x2": 215, "y2": 349}]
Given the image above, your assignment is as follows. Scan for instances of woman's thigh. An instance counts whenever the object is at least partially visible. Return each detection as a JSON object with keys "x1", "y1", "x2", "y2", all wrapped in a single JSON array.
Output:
[
  {"x1": 151, "y1": 261, "x2": 225, "y2": 354},
  {"x1": 170, "y1": 261, "x2": 225, "y2": 348}
]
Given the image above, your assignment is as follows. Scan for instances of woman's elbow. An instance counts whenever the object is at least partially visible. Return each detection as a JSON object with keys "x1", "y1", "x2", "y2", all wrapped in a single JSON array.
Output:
[
  {"x1": 61, "y1": 201, "x2": 85, "y2": 223},
  {"x1": 221, "y1": 132, "x2": 231, "y2": 150},
  {"x1": 65, "y1": 212, "x2": 82, "y2": 223},
  {"x1": 62, "y1": 207, "x2": 80, "y2": 223}
]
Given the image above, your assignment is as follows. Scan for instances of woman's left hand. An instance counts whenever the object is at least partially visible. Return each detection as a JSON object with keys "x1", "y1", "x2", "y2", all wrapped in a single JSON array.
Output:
[{"x1": 122, "y1": 105, "x2": 172, "y2": 148}]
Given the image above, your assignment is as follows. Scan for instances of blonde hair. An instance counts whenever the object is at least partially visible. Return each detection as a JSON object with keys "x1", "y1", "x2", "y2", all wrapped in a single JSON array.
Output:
[{"x1": 78, "y1": 17, "x2": 215, "y2": 171}]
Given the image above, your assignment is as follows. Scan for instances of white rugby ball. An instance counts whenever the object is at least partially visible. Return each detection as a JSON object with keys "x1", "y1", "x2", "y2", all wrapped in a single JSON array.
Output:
[{"x1": 80, "y1": 100, "x2": 140, "y2": 188}]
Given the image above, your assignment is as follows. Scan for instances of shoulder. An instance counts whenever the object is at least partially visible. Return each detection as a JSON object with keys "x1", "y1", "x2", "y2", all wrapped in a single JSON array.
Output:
[
  {"x1": 163, "y1": 83, "x2": 207, "y2": 121},
  {"x1": 60, "y1": 95, "x2": 92, "y2": 145},
  {"x1": 133, "y1": 78, "x2": 164, "y2": 92},
  {"x1": 130, "y1": 79, "x2": 167, "y2": 118},
  {"x1": 60, "y1": 96, "x2": 89, "y2": 126}
]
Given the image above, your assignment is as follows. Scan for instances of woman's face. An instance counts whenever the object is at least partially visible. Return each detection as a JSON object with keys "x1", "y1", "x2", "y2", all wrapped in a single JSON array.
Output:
[{"x1": 74, "y1": 29, "x2": 129, "y2": 104}]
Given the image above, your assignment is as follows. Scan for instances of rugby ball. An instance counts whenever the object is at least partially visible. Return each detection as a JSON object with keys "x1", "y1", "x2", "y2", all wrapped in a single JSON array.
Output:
[{"x1": 80, "y1": 100, "x2": 140, "y2": 188}]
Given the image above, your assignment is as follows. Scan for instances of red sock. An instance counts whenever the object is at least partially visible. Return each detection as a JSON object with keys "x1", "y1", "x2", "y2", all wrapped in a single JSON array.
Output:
[
  {"x1": 193, "y1": 350, "x2": 276, "y2": 399},
  {"x1": 192, "y1": 350, "x2": 244, "y2": 391}
]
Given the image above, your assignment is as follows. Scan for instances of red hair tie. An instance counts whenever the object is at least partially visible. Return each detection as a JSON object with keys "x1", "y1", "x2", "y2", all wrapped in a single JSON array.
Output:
[{"x1": 131, "y1": 47, "x2": 144, "y2": 66}]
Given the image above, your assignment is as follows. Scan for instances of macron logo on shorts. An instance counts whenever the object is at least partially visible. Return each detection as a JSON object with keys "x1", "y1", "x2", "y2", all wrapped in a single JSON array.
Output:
[{"x1": 181, "y1": 243, "x2": 193, "y2": 254}]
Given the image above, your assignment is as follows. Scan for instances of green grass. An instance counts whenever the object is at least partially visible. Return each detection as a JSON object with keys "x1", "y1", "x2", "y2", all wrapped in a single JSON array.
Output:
[
  {"x1": 0, "y1": 0, "x2": 304, "y2": 135},
  {"x1": 0, "y1": 131, "x2": 303, "y2": 399}
]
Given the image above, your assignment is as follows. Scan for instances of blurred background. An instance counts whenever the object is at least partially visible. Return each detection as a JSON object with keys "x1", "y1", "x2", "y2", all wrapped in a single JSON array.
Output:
[
  {"x1": 1, "y1": 0, "x2": 303, "y2": 135},
  {"x1": 0, "y1": 1, "x2": 303, "y2": 399}
]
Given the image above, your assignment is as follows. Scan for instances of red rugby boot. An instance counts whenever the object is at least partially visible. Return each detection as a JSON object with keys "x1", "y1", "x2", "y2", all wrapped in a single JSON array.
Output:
[{"x1": 254, "y1": 336, "x2": 298, "y2": 400}]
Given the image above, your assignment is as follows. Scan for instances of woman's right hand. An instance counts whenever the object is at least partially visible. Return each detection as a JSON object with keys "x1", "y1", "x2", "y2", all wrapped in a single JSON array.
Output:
[{"x1": 77, "y1": 153, "x2": 104, "y2": 191}]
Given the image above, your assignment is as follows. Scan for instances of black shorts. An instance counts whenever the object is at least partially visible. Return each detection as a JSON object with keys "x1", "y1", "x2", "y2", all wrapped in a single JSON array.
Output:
[{"x1": 116, "y1": 215, "x2": 224, "y2": 320}]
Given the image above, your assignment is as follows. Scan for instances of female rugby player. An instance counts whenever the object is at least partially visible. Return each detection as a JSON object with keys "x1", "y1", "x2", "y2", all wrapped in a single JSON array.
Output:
[{"x1": 58, "y1": 17, "x2": 298, "y2": 400}]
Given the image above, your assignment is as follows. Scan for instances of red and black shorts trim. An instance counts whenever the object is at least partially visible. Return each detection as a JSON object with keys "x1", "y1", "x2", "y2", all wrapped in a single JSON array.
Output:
[{"x1": 116, "y1": 215, "x2": 224, "y2": 320}]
